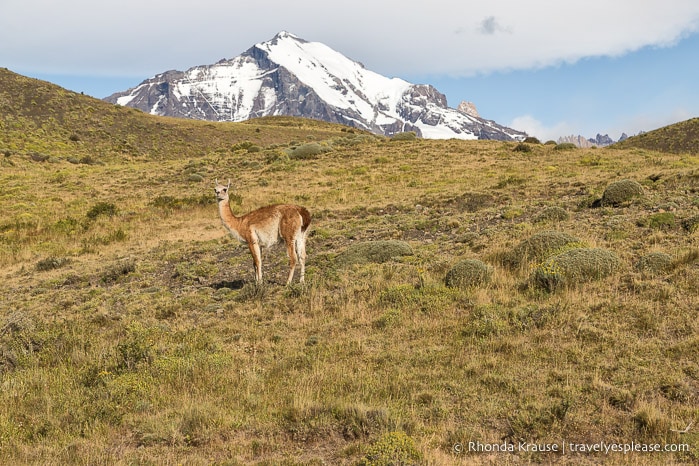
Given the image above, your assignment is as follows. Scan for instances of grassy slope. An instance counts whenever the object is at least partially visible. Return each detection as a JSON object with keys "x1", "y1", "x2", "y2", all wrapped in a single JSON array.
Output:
[
  {"x1": 1, "y1": 69, "x2": 699, "y2": 464},
  {"x1": 614, "y1": 117, "x2": 699, "y2": 154}
]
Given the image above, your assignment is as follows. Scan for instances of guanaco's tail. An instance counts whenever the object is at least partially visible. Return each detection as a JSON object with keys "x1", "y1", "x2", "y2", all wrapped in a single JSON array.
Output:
[{"x1": 299, "y1": 206, "x2": 312, "y2": 234}]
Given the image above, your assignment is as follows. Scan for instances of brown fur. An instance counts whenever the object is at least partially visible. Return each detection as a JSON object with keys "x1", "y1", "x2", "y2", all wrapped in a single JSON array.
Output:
[{"x1": 215, "y1": 181, "x2": 311, "y2": 284}]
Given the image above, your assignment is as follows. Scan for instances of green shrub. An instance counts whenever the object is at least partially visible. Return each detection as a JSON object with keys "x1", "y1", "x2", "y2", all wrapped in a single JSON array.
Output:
[
  {"x1": 29, "y1": 152, "x2": 50, "y2": 162},
  {"x1": 360, "y1": 431, "x2": 422, "y2": 466},
  {"x1": 374, "y1": 308, "x2": 403, "y2": 329},
  {"x1": 445, "y1": 259, "x2": 493, "y2": 288},
  {"x1": 638, "y1": 212, "x2": 676, "y2": 230},
  {"x1": 632, "y1": 405, "x2": 669, "y2": 437},
  {"x1": 460, "y1": 305, "x2": 509, "y2": 338},
  {"x1": 235, "y1": 282, "x2": 269, "y2": 302},
  {"x1": 655, "y1": 202, "x2": 679, "y2": 212},
  {"x1": 151, "y1": 194, "x2": 213, "y2": 210},
  {"x1": 390, "y1": 132, "x2": 417, "y2": 142},
  {"x1": 523, "y1": 137, "x2": 541, "y2": 144},
  {"x1": 635, "y1": 252, "x2": 674, "y2": 275},
  {"x1": 513, "y1": 143, "x2": 532, "y2": 152},
  {"x1": 601, "y1": 179, "x2": 644, "y2": 206},
  {"x1": 534, "y1": 206, "x2": 570, "y2": 223},
  {"x1": 36, "y1": 257, "x2": 70, "y2": 272},
  {"x1": 79, "y1": 155, "x2": 100, "y2": 165},
  {"x1": 231, "y1": 141, "x2": 255, "y2": 152},
  {"x1": 187, "y1": 173, "x2": 205, "y2": 182},
  {"x1": 681, "y1": 214, "x2": 699, "y2": 233},
  {"x1": 116, "y1": 333, "x2": 153, "y2": 372},
  {"x1": 554, "y1": 143, "x2": 577, "y2": 151},
  {"x1": 86, "y1": 202, "x2": 118, "y2": 220},
  {"x1": 51, "y1": 217, "x2": 80, "y2": 235},
  {"x1": 101, "y1": 260, "x2": 136, "y2": 284},
  {"x1": 287, "y1": 142, "x2": 330, "y2": 159},
  {"x1": 531, "y1": 248, "x2": 621, "y2": 291},
  {"x1": 336, "y1": 240, "x2": 413, "y2": 266},
  {"x1": 503, "y1": 230, "x2": 580, "y2": 269}
]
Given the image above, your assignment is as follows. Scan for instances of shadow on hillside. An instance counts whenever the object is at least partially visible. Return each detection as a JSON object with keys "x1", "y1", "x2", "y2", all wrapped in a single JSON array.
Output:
[{"x1": 211, "y1": 279, "x2": 246, "y2": 290}]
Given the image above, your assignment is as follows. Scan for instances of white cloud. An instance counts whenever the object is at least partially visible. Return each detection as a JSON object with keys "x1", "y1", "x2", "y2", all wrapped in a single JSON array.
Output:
[
  {"x1": 509, "y1": 115, "x2": 575, "y2": 142},
  {"x1": 2, "y1": 1, "x2": 699, "y2": 77}
]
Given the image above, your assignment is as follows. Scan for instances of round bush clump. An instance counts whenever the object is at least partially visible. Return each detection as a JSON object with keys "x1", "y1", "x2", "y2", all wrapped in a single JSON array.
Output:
[
  {"x1": 601, "y1": 179, "x2": 644, "y2": 206},
  {"x1": 635, "y1": 252, "x2": 674, "y2": 275},
  {"x1": 287, "y1": 142, "x2": 329, "y2": 159},
  {"x1": 336, "y1": 240, "x2": 413, "y2": 266},
  {"x1": 534, "y1": 206, "x2": 570, "y2": 223},
  {"x1": 445, "y1": 259, "x2": 493, "y2": 289},
  {"x1": 359, "y1": 431, "x2": 422, "y2": 466},
  {"x1": 531, "y1": 248, "x2": 621, "y2": 291},
  {"x1": 503, "y1": 230, "x2": 580, "y2": 269}
]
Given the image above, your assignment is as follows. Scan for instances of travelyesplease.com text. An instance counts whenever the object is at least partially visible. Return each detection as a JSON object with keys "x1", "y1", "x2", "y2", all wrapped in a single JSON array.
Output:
[{"x1": 455, "y1": 440, "x2": 690, "y2": 455}]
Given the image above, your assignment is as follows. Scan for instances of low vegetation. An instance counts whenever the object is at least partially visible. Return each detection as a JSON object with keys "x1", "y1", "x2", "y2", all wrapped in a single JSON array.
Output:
[
  {"x1": 444, "y1": 259, "x2": 492, "y2": 289},
  {"x1": 531, "y1": 247, "x2": 621, "y2": 291},
  {"x1": 1, "y1": 68, "x2": 699, "y2": 464},
  {"x1": 601, "y1": 178, "x2": 645, "y2": 206}
]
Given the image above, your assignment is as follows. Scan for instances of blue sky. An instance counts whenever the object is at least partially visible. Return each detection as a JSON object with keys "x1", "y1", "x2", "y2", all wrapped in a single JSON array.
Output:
[
  {"x1": 3, "y1": 1, "x2": 699, "y2": 141},
  {"x1": 408, "y1": 34, "x2": 699, "y2": 141}
]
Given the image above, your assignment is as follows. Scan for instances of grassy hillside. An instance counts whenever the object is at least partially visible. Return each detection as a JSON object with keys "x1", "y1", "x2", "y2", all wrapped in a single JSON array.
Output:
[
  {"x1": 0, "y1": 68, "x2": 360, "y2": 161},
  {"x1": 1, "y1": 70, "x2": 699, "y2": 465},
  {"x1": 614, "y1": 117, "x2": 699, "y2": 154}
]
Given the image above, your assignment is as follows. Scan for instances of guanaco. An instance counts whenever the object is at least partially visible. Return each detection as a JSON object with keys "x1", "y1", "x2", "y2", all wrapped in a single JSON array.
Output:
[{"x1": 215, "y1": 179, "x2": 311, "y2": 284}]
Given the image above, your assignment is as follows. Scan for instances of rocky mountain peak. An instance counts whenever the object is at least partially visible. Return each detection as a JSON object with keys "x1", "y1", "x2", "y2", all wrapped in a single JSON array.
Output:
[{"x1": 105, "y1": 32, "x2": 525, "y2": 141}]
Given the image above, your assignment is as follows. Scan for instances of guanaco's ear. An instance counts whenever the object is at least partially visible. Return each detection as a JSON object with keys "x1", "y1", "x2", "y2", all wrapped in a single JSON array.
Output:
[
  {"x1": 215, "y1": 178, "x2": 219, "y2": 186},
  {"x1": 227, "y1": 179, "x2": 231, "y2": 190}
]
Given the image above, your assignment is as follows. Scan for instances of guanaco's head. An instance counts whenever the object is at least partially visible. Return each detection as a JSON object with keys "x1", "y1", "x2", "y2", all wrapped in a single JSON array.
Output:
[{"x1": 214, "y1": 179, "x2": 231, "y2": 202}]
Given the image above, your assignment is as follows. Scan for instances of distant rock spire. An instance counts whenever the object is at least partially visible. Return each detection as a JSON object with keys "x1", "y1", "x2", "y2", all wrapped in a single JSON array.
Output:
[{"x1": 457, "y1": 101, "x2": 480, "y2": 118}]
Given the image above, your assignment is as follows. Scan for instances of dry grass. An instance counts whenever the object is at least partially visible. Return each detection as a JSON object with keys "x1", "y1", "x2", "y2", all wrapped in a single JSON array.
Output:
[{"x1": 1, "y1": 70, "x2": 699, "y2": 464}]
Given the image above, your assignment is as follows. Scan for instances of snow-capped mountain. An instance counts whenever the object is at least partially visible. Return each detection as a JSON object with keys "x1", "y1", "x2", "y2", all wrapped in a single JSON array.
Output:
[{"x1": 105, "y1": 32, "x2": 525, "y2": 140}]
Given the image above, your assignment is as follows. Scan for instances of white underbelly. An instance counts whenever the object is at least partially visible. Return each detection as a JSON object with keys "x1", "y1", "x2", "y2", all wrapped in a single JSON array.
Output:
[{"x1": 255, "y1": 229, "x2": 280, "y2": 248}]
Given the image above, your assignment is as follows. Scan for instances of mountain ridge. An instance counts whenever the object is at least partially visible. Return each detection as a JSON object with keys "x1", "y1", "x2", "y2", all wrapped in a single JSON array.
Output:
[
  {"x1": 557, "y1": 132, "x2": 629, "y2": 148},
  {"x1": 105, "y1": 32, "x2": 525, "y2": 141}
]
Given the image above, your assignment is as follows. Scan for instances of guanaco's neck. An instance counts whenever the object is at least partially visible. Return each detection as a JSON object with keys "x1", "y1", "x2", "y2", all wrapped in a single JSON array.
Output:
[{"x1": 218, "y1": 199, "x2": 243, "y2": 237}]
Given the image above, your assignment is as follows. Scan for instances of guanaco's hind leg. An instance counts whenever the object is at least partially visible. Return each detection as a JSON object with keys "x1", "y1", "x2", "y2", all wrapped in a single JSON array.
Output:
[
  {"x1": 285, "y1": 239, "x2": 298, "y2": 285},
  {"x1": 248, "y1": 241, "x2": 263, "y2": 283},
  {"x1": 296, "y1": 234, "x2": 307, "y2": 283}
]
